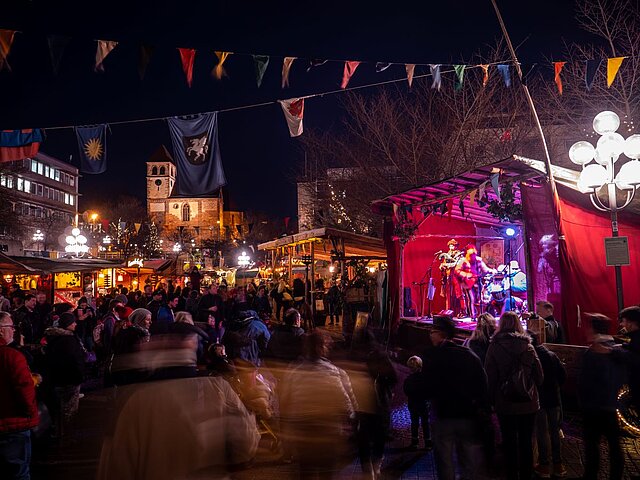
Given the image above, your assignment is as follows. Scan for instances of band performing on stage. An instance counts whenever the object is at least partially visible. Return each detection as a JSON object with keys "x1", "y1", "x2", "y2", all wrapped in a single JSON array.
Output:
[{"x1": 436, "y1": 239, "x2": 527, "y2": 319}]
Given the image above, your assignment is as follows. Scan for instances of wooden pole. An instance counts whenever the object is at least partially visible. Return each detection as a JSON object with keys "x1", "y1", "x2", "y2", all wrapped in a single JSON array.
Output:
[{"x1": 311, "y1": 242, "x2": 316, "y2": 319}]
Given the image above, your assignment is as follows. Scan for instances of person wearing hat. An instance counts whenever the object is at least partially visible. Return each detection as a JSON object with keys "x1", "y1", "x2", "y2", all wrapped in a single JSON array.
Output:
[
  {"x1": 43, "y1": 312, "x2": 86, "y2": 436},
  {"x1": 438, "y1": 239, "x2": 462, "y2": 311},
  {"x1": 421, "y1": 315, "x2": 488, "y2": 479}
]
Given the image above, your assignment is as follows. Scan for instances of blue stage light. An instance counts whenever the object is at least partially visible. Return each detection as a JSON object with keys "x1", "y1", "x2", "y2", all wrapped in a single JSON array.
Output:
[{"x1": 505, "y1": 227, "x2": 516, "y2": 237}]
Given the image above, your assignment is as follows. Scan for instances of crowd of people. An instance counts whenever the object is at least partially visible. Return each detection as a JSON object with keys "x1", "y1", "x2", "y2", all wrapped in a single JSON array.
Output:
[{"x1": 1, "y1": 275, "x2": 639, "y2": 480}]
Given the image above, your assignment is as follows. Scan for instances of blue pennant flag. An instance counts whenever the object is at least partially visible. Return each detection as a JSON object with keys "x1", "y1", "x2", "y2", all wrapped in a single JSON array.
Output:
[
  {"x1": 497, "y1": 64, "x2": 511, "y2": 87},
  {"x1": 76, "y1": 124, "x2": 107, "y2": 174},
  {"x1": 167, "y1": 112, "x2": 227, "y2": 196}
]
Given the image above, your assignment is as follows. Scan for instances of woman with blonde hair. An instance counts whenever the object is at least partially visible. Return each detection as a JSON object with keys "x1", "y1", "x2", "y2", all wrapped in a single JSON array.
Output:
[
  {"x1": 169, "y1": 311, "x2": 209, "y2": 362},
  {"x1": 463, "y1": 313, "x2": 497, "y2": 364}
]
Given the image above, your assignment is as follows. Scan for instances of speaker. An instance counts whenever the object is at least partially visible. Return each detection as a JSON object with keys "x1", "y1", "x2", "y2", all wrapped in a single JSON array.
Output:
[{"x1": 403, "y1": 287, "x2": 416, "y2": 317}]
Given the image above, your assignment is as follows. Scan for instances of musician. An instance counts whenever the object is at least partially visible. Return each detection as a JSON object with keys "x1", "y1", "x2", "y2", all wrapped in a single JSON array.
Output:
[
  {"x1": 438, "y1": 239, "x2": 461, "y2": 310},
  {"x1": 453, "y1": 244, "x2": 496, "y2": 318}
]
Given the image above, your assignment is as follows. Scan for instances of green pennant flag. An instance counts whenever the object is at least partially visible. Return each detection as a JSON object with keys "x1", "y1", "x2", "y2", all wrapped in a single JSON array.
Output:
[
  {"x1": 253, "y1": 55, "x2": 269, "y2": 88},
  {"x1": 454, "y1": 65, "x2": 465, "y2": 91}
]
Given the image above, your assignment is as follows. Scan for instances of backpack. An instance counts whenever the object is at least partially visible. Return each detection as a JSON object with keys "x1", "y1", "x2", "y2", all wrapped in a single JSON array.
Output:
[
  {"x1": 93, "y1": 321, "x2": 104, "y2": 346},
  {"x1": 498, "y1": 344, "x2": 535, "y2": 403}
]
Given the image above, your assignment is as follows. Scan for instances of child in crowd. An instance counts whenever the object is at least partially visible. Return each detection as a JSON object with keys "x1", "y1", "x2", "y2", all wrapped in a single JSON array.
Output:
[{"x1": 403, "y1": 355, "x2": 432, "y2": 449}]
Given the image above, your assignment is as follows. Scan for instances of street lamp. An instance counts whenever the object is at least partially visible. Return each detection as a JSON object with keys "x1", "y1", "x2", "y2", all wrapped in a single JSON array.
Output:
[
  {"x1": 32, "y1": 229, "x2": 44, "y2": 253},
  {"x1": 65, "y1": 227, "x2": 89, "y2": 257},
  {"x1": 569, "y1": 110, "x2": 640, "y2": 311},
  {"x1": 238, "y1": 251, "x2": 251, "y2": 267},
  {"x1": 173, "y1": 242, "x2": 182, "y2": 253}
]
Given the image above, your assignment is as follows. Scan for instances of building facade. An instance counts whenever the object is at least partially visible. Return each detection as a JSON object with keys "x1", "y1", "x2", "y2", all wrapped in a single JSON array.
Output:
[
  {"x1": 0, "y1": 152, "x2": 78, "y2": 254},
  {"x1": 146, "y1": 146, "x2": 224, "y2": 246}
]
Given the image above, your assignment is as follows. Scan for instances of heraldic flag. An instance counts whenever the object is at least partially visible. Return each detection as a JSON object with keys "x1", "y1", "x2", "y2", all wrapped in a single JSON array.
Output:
[
  {"x1": 0, "y1": 129, "x2": 43, "y2": 163},
  {"x1": 168, "y1": 112, "x2": 227, "y2": 196},
  {"x1": 76, "y1": 124, "x2": 107, "y2": 174}
]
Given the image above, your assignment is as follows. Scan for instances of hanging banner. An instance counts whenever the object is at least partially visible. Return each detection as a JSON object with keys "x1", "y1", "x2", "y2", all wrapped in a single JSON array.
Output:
[
  {"x1": 95, "y1": 40, "x2": 118, "y2": 72},
  {"x1": 0, "y1": 129, "x2": 43, "y2": 163},
  {"x1": 497, "y1": 64, "x2": 511, "y2": 87},
  {"x1": 490, "y1": 173, "x2": 501, "y2": 203},
  {"x1": 429, "y1": 64, "x2": 441, "y2": 91},
  {"x1": 607, "y1": 56, "x2": 625, "y2": 87},
  {"x1": 282, "y1": 56, "x2": 295, "y2": 88},
  {"x1": 341, "y1": 61, "x2": 360, "y2": 89},
  {"x1": 479, "y1": 64, "x2": 489, "y2": 87},
  {"x1": 453, "y1": 64, "x2": 465, "y2": 90},
  {"x1": 253, "y1": 55, "x2": 269, "y2": 87},
  {"x1": 278, "y1": 98, "x2": 304, "y2": 137},
  {"x1": 0, "y1": 29, "x2": 16, "y2": 72},
  {"x1": 134, "y1": 223, "x2": 142, "y2": 234},
  {"x1": 405, "y1": 64, "x2": 415, "y2": 87},
  {"x1": 178, "y1": 48, "x2": 196, "y2": 87},
  {"x1": 553, "y1": 61, "x2": 566, "y2": 95},
  {"x1": 47, "y1": 34, "x2": 70, "y2": 76},
  {"x1": 469, "y1": 189, "x2": 477, "y2": 207},
  {"x1": 167, "y1": 112, "x2": 227, "y2": 196},
  {"x1": 213, "y1": 51, "x2": 231, "y2": 79},
  {"x1": 138, "y1": 44, "x2": 154, "y2": 80},
  {"x1": 76, "y1": 124, "x2": 108, "y2": 174},
  {"x1": 585, "y1": 59, "x2": 602, "y2": 90}
]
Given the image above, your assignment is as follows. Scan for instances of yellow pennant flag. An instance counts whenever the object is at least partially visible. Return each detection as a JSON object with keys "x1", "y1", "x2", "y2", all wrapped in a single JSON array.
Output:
[
  {"x1": 213, "y1": 51, "x2": 231, "y2": 79},
  {"x1": 282, "y1": 57, "x2": 295, "y2": 88},
  {"x1": 469, "y1": 189, "x2": 477, "y2": 207},
  {"x1": 607, "y1": 57, "x2": 625, "y2": 87},
  {"x1": 405, "y1": 64, "x2": 415, "y2": 87},
  {"x1": 479, "y1": 64, "x2": 489, "y2": 87}
]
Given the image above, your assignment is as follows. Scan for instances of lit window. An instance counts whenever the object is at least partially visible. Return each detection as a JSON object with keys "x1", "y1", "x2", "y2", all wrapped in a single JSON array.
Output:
[
  {"x1": 31, "y1": 160, "x2": 38, "y2": 173},
  {"x1": 54, "y1": 170, "x2": 60, "y2": 181},
  {"x1": 37, "y1": 162, "x2": 43, "y2": 175},
  {"x1": 70, "y1": 195, "x2": 74, "y2": 206},
  {"x1": 7, "y1": 176, "x2": 13, "y2": 189},
  {"x1": 17, "y1": 178, "x2": 24, "y2": 191},
  {"x1": 44, "y1": 165, "x2": 50, "y2": 177},
  {"x1": 0, "y1": 175, "x2": 5, "y2": 187},
  {"x1": 24, "y1": 180, "x2": 31, "y2": 193},
  {"x1": 64, "y1": 193, "x2": 69, "y2": 204},
  {"x1": 70, "y1": 177, "x2": 75, "y2": 186}
]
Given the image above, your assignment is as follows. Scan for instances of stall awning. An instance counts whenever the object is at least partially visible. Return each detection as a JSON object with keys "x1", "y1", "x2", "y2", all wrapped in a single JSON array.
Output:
[
  {"x1": 0, "y1": 253, "x2": 36, "y2": 273},
  {"x1": 0, "y1": 255, "x2": 121, "y2": 274}
]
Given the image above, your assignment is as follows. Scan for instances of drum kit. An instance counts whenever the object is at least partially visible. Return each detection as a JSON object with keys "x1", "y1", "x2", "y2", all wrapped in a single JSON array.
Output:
[{"x1": 480, "y1": 268, "x2": 525, "y2": 317}]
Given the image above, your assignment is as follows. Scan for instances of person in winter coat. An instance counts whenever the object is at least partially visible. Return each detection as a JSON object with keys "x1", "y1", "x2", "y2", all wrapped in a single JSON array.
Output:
[
  {"x1": 578, "y1": 314, "x2": 626, "y2": 480},
  {"x1": 113, "y1": 308, "x2": 151, "y2": 355},
  {"x1": 43, "y1": 312, "x2": 86, "y2": 433},
  {"x1": 484, "y1": 311, "x2": 543, "y2": 480},
  {"x1": 265, "y1": 308, "x2": 304, "y2": 363},
  {"x1": 169, "y1": 311, "x2": 209, "y2": 363},
  {"x1": 222, "y1": 310, "x2": 270, "y2": 366},
  {"x1": 326, "y1": 281, "x2": 342, "y2": 326},
  {"x1": 531, "y1": 332, "x2": 567, "y2": 478},
  {"x1": 0, "y1": 312, "x2": 39, "y2": 480},
  {"x1": 404, "y1": 356, "x2": 431, "y2": 450},
  {"x1": 463, "y1": 312, "x2": 496, "y2": 365}
]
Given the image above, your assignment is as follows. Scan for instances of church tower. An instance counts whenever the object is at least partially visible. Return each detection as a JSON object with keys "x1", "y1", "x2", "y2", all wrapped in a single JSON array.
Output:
[{"x1": 146, "y1": 145, "x2": 176, "y2": 221}]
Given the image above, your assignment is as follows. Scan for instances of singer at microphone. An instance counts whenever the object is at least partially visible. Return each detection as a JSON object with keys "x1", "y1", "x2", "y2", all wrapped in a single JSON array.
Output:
[{"x1": 434, "y1": 250, "x2": 443, "y2": 256}]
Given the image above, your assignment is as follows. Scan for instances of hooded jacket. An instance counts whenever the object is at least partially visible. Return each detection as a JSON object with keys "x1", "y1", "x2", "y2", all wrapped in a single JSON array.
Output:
[
  {"x1": 0, "y1": 338, "x2": 39, "y2": 433},
  {"x1": 44, "y1": 327, "x2": 85, "y2": 386},
  {"x1": 485, "y1": 331, "x2": 544, "y2": 415}
]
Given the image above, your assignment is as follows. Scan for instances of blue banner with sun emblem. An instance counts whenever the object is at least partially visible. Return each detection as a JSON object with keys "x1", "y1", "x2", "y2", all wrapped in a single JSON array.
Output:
[
  {"x1": 75, "y1": 124, "x2": 107, "y2": 174},
  {"x1": 167, "y1": 112, "x2": 226, "y2": 196}
]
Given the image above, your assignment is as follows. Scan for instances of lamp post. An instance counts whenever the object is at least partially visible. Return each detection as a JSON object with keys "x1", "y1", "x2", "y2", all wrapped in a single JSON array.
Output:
[
  {"x1": 32, "y1": 229, "x2": 44, "y2": 254},
  {"x1": 65, "y1": 228, "x2": 89, "y2": 257},
  {"x1": 238, "y1": 251, "x2": 251, "y2": 268},
  {"x1": 569, "y1": 110, "x2": 640, "y2": 312}
]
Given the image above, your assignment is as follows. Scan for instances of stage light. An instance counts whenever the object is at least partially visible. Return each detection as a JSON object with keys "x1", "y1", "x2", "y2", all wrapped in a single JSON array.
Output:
[{"x1": 505, "y1": 227, "x2": 516, "y2": 237}]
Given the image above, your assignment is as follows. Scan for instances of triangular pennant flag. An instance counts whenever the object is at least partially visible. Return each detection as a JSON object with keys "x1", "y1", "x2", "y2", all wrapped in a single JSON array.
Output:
[
  {"x1": 454, "y1": 65, "x2": 465, "y2": 91},
  {"x1": 0, "y1": 29, "x2": 16, "y2": 72},
  {"x1": 497, "y1": 64, "x2": 511, "y2": 87},
  {"x1": 47, "y1": 34, "x2": 70, "y2": 76},
  {"x1": 405, "y1": 64, "x2": 416, "y2": 87},
  {"x1": 282, "y1": 56, "x2": 295, "y2": 88},
  {"x1": 278, "y1": 98, "x2": 304, "y2": 137},
  {"x1": 138, "y1": 44, "x2": 154, "y2": 80},
  {"x1": 392, "y1": 203, "x2": 399, "y2": 221},
  {"x1": 585, "y1": 59, "x2": 602, "y2": 90},
  {"x1": 607, "y1": 56, "x2": 625, "y2": 87},
  {"x1": 253, "y1": 55, "x2": 269, "y2": 88},
  {"x1": 479, "y1": 64, "x2": 489, "y2": 87},
  {"x1": 479, "y1": 181, "x2": 487, "y2": 200},
  {"x1": 76, "y1": 124, "x2": 108, "y2": 174},
  {"x1": 94, "y1": 40, "x2": 118, "y2": 72},
  {"x1": 446, "y1": 198, "x2": 454, "y2": 218},
  {"x1": 490, "y1": 173, "x2": 501, "y2": 203},
  {"x1": 307, "y1": 59, "x2": 327, "y2": 72},
  {"x1": 178, "y1": 48, "x2": 196, "y2": 87},
  {"x1": 459, "y1": 198, "x2": 465, "y2": 217},
  {"x1": 429, "y1": 64, "x2": 441, "y2": 91},
  {"x1": 376, "y1": 62, "x2": 392, "y2": 72},
  {"x1": 134, "y1": 223, "x2": 142, "y2": 234},
  {"x1": 341, "y1": 61, "x2": 360, "y2": 89},
  {"x1": 553, "y1": 61, "x2": 566, "y2": 95},
  {"x1": 213, "y1": 51, "x2": 231, "y2": 79},
  {"x1": 469, "y1": 189, "x2": 477, "y2": 206}
]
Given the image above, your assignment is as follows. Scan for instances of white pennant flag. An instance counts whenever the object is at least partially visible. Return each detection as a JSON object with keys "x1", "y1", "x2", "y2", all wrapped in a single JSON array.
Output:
[
  {"x1": 95, "y1": 40, "x2": 118, "y2": 72},
  {"x1": 278, "y1": 98, "x2": 304, "y2": 137}
]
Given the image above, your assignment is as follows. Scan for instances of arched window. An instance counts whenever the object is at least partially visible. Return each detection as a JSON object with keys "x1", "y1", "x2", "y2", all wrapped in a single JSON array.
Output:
[
  {"x1": 151, "y1": 166, "x2": 158, "y2": 175},
  {"x1": 182, "y1": 203, "x2": 190, "y2": 222},
  {"x1": 159, "y1": 166, "x2": 166, "y2": 175}
]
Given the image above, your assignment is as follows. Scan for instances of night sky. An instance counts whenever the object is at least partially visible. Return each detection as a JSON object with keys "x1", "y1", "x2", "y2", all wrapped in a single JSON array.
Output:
[{"x1": 1, "y1": 0, "x2": 587, "y2": 219}]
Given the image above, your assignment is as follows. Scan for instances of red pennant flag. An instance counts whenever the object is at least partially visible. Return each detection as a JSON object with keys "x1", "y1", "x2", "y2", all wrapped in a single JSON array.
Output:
[
  {"x1": 178, "y1": 48, "x2": 196, "y2": 87},
  {"x1": 479, "y1": 64, "x2": 489, "y2": 87},
  {"x1": 553, "y1": 61, "x2": 566, "y2": 95},
  {"x1": 0, "y1": 30, "x2": 17, "y2": 71},
  {"x1": 341, "y1": 61, "x2": 360, "y2": 89}
]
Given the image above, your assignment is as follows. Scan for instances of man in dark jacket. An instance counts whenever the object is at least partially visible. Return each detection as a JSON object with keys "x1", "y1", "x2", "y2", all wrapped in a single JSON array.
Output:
[
  {"x1": 0, "y1": 312, "x2": 39, "y2": 480},
  {"x1": 536, "y1": 301, "x2": 564, "y2": 344},
  {"x1": 531, "y1": 333, "x2": 567, "y2": 478},
  {"x1": 13, "y1": 294, "x2": 39, "y2": 345},
  {"x1": 421, "y1": 315, "x2": 488, "y2": 480},
  {"x1": 265, "y1": 308, "x2": 304, "y2": 363}
]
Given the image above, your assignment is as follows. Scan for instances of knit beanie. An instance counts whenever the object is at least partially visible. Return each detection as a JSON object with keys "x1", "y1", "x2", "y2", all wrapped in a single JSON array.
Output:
[{"x1": 58, "y1": 312, "x2": 76, "y2": 329}]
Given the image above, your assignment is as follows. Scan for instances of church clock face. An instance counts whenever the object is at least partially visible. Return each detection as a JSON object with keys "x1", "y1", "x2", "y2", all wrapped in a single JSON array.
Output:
[
  {"x1": 155, "y1": 179, "x2": 162, "y2": 186},
  {"x1": 173, "y1": 204, "x2": 179, "y2": 209}
]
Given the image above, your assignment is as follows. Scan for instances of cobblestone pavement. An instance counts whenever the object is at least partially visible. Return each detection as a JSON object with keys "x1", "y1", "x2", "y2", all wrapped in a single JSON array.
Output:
[{"x1": 31, "y1": 323, "x2": 640, "y2": 479}]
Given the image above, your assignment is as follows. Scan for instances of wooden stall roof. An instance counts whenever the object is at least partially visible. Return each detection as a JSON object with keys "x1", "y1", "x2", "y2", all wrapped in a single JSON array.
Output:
[
  {"x1": 258, "y1": 227, "x2": 386, "y2": 260},
  {"x1": 371, "y1": 156, "x2": 580, "y2": 227},
  {"x1": 1, "y1": 255, "x2": 121, "y2": 274}
]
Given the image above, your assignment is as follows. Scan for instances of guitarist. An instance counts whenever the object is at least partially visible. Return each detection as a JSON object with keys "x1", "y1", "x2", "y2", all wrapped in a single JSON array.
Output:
[
  {"x1": 454, "y1": 244, "x2": 496, "y2": 319},
  {"x1": 438, "y1": 239, "x2": 462, "y2": 310}
]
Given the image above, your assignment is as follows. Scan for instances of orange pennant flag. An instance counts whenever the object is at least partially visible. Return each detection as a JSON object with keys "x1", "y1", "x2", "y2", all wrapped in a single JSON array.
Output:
[
  {"x1": 405, "y1": 64, "x2": 415, "y2": 87},
  {"x1": 213, "y1": 51, "x2": 231, "y2": 79},
  {"x1": 95, "y1": 40, "x2": 118, "y2": 72},
  {"x1": 340, "y1": 61, "x2": 360, "y2": 89},
  {"x1": 469, "y1": 189, "x2": 477, "y2": 207},
  {"x1": 479, "y1": 64, "x2": 489, "y2": 87},
  {"x1": 282, "y1": 57, "x2": 295, "y2": 88},
  {"x1": 178, "y1": 48, "x2": 196, "y2": 87},
  {"x1": 0, "y1": 29, "x2": 16, "y2": 71},
  {"x1": 607, "y1": 57, "x2": 625, "y2": 87},
  {"x1": 554, "y1": 61, "x2": 566, "y2": 95}
]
